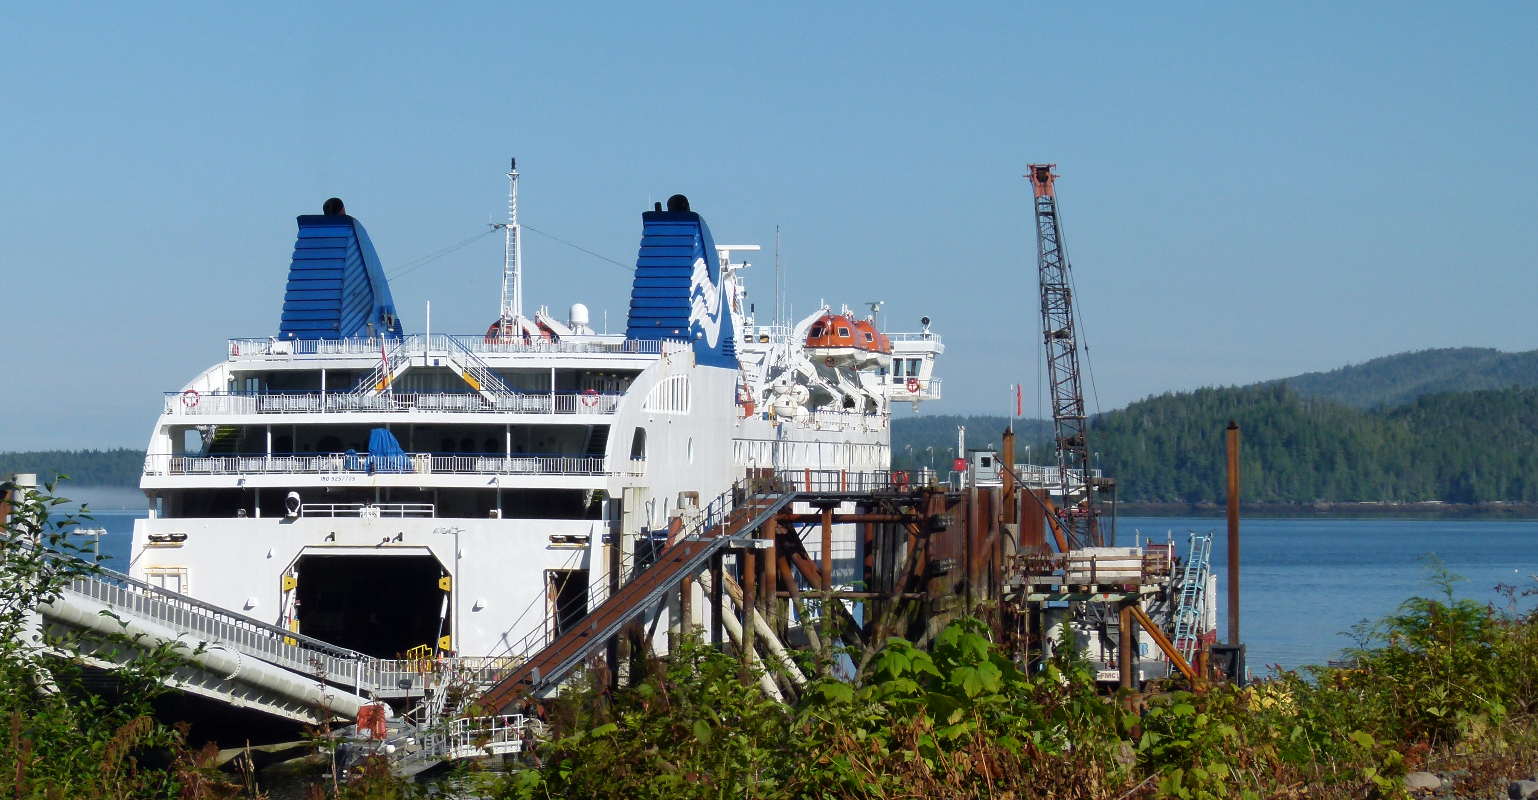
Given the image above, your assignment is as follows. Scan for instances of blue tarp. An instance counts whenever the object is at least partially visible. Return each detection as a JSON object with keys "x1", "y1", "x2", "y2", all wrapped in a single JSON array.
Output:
[{"x1": 366, "y1": 428, "x2": 410, "y2": 474}]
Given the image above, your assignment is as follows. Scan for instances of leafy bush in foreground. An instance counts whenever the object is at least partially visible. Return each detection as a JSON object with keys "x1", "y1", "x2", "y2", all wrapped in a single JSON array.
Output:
[{"x1": 498, "y1": 561, "x2": 1538, "y2": 800}]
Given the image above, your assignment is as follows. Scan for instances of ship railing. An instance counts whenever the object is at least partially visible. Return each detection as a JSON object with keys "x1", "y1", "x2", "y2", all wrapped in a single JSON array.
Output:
[
  {"x1": 1012, "y1": 465, "x2": 1103, "y2": 490},
  {"x1": 365, "y1": 656, "x2": 525, "y2": 698},
  {"x1": 885, "y1": 377, "x2": 942, "y2": 399},
  {"x1": 438, "y1": 714, "x2": 539, "y2": 760},
  {"x1": 773, "y1": 469, "x2": 902, "y2": 494},
  {"x1": 298, "y1": 503, "x2": 436, "y2": 518},
  {"x1": 802, "y1": 409, "x2": 889, "y2": 431},
  {"x1": 163, "y1": 391, "x2": 622, "y2": 416},
  {"x1": 228, "y1": 335, "x2": 680, "y2": 360},
  {"x1": 886, "y1": 331, "x2": 944, "y2": 345},
  {"x1": 58, "y1": 563, "x2": 373, "y2": 690},
  {"x1": 143, "y1": 453, "x2": 610, "y2": 478}
]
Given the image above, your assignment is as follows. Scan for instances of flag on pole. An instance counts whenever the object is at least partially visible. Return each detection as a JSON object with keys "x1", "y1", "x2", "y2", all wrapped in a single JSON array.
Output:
[
  {"x1": 1016, "y1": 384, "x2": 1023, "y2": 418},
  {"x1": 377, "y1": 341, "x2": 392, "y2": 392}
]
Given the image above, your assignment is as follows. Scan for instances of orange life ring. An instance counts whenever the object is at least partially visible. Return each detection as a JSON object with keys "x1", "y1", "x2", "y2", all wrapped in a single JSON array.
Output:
[
  {"x1": 906, "y1": 378, "x2": 920, "y2": 393},
  {"x1": 580, "y1": 389, "x2": 600, "y2": 408},
  {"x1": 181, "y1": 389, "x2": 200, "y2": 408}
]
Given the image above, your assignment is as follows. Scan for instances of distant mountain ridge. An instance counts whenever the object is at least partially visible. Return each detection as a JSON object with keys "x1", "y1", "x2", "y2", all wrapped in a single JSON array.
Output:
[{"x1": 1274, "y1": 347, "x2": 1538, "y2": 410}]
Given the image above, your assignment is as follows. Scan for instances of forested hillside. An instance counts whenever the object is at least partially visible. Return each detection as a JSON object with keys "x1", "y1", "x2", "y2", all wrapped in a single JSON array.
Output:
[
  {"x1": 1276, "y1": 347, "x2": 1538, "y2": 410},
  {"x1": 0, "y1": 449, "x2": 144, "y2": 487},
  {"x1": 894, "y1": 386, "x2": 1538, "y2": 504}
]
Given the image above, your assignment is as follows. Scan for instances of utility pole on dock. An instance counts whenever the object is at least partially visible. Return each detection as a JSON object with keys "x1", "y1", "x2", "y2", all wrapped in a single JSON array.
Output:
[{"x1": 1226, "y1": 420, "x2": 1241, "y2": 646}]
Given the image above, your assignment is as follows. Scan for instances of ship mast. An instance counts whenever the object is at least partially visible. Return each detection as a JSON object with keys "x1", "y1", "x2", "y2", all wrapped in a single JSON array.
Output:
[
  {"x1": 1027, "y1": 164, "x2": 1100, "y2": 549},
  {"x1": 494, "y1": 158, "x2": 526, "y2": 334}
]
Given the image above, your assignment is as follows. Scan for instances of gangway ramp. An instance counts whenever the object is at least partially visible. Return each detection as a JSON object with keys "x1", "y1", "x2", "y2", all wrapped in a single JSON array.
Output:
[
  {"x1": 481, "y1": 479, "x2": 801, "y2": 709},
  {"x1": 40, "y1": 564, "x2": 371, "y2": 724}
]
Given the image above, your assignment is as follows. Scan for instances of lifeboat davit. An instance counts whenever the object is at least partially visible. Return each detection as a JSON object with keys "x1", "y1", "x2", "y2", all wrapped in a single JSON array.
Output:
[{"x1": 484, "y1": 315, "x2": 544, "y2": 344}]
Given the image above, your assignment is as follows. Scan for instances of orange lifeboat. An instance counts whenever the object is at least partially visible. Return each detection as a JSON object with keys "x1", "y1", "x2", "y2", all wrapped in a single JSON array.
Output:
[
  {"x1": 850, "y1": 318, "x2": 892, "y2": 370},
  {"x1": 805, "y1": 313, "x2": 860, "y2": 368}
]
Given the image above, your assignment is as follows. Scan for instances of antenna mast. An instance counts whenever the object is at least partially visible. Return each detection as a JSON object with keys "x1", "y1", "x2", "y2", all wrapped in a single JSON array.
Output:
[
  {"x1": 1027, "y1": 164, "x2": 1100, "y2": 549},
  {"x1": 499, "y1": 158, "x2": 523, "y2": 328}
]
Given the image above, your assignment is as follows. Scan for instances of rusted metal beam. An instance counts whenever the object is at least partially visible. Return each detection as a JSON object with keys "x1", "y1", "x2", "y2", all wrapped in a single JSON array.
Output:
[
  {"x1": 742, "y1": 546, "x2": 757, "y2": 672},
  {"x1": 1128, "y1": 603, "x2": 1196, "y2": 684},
  {"x1": 774, "y1": 514, "x2": 919, "y2": 523},
  {"x1": 776, "y1": 591, "x2": 923, "y2": 600},
  {"x1": 1118, "y1": 600, "x2": 1136, "y2": 690},
  {"x1": 1226, "y1": 420, "x2": 1241, "y2": 646},
  {"x1": 820, "y1": 506, "x2": 833, "y2": 646}
]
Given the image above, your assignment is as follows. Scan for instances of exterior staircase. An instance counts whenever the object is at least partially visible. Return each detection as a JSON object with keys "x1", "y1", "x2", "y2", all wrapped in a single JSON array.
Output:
[
  {"x1": 1172, "y1": 530, "x2": 1213, "y2": 663},
  {"x1": 479, "y1": 476, "x2": 799, "y2": 710}
]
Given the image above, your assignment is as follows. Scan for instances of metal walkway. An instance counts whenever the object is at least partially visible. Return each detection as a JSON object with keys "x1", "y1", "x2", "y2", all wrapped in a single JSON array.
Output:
[
  {"x1": 480, "y1": 478, "x2": 804, "y2": 709},
  {"x1": 40, "y1": 564, "x2": 374, "y2": 724}
]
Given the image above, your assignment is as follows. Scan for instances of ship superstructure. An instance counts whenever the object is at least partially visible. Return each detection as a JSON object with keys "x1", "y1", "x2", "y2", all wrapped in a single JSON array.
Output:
[{"x1": 131, "y1": 188, "x2": 942, "y2": 662}]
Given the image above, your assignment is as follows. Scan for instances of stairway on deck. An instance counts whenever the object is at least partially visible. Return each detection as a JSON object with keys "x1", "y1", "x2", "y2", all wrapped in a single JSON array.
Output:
[{"x1": 480, "y1": 486, "x2": 796, "y2": 710}]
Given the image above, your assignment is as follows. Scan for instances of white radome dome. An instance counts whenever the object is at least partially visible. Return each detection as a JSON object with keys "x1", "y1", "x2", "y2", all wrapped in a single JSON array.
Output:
[{"x1": 568, "y1": 304, "x2": 590, "y2": 328}]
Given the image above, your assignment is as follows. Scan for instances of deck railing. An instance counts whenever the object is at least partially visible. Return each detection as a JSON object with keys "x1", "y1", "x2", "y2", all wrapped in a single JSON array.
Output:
[
  {"x1": 227, "y1": 334, "x2": 677, "y2": 359},
  {"x1": 60, "y1": 565, "x2": 371, "y2": 688},
  {"x1": 886, "y1": 331, "x2": 944, "y2": 345},
  {"x1": 885, "y1": 376, "x2": 942, "y2": 399},
  {"x1": 299, "y1": 503, "x2": 436, "y2": 518},
  {"x1": 164, "y1": 391, "x2": 622, "y2": 416},
  {"x1": 143, "y1": 453, "x2": 609, "y2": 478}
]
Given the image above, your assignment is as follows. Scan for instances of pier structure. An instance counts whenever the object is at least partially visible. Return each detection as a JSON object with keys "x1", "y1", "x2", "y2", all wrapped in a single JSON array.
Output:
[{"x1": 479, "y1": 461, "x2": 1201, "y2": 719}]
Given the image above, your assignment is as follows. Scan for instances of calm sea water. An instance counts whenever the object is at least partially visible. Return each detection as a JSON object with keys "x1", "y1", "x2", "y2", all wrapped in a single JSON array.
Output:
[
  {"x1": 1121, "y1": 516, "x2": 1538, "y2": 673},
  {"x1": 76, "y1": 510, "x2": 1538, "y2": 674}
]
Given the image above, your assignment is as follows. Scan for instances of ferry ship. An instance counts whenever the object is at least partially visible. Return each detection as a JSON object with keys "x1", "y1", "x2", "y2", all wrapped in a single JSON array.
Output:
[{"x1": 131, "y1": 170, "x2": 943, "y2": 661}]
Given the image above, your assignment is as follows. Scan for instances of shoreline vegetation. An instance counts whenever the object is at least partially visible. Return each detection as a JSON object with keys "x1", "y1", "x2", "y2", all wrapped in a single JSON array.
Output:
[
  {"x1": 7, "y1": 483, "x2": 1538, "y2": 798},
  {"x1": 1120, "y1": 500, "x2": 1538, "y2": 519}
]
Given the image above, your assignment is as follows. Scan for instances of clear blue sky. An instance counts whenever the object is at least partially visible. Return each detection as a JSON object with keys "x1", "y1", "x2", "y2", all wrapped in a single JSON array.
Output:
[{"x1": 2, "y1": 3, "x2": 1534, "y2": 450}]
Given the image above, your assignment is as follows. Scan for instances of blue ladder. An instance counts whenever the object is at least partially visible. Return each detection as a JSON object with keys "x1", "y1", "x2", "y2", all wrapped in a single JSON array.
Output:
[{"x1": 1171, "y1": 530, "x2": 1213, "y2": 663}]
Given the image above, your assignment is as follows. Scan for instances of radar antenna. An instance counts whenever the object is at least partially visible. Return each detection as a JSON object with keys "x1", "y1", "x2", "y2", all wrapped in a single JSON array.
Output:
[{"x1": 1027, "y1": 164, "x2": 1100, "y2": 549}]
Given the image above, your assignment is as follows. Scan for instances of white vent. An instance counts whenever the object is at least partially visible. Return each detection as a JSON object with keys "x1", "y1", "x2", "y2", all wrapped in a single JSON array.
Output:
[{"x1": 643, "y1": 375, "x2": 691, "y2": 414}]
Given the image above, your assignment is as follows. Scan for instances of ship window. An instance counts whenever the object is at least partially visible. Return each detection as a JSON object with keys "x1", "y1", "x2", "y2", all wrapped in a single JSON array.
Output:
[
  {"x1": 809, "y1": 326, "x2": 824, "y2": 338},
  {"x1": 630, "y1": 428, "x2": 647, "y2": 460},
  {"x1": 864, "y1": 332, "x2": 873, "y2": 342},
  {"x1": 318, "y1": 435, "x2": 344, "y2": 453},
  {"x1": 892, "y1": 360, "x2": 904, "y2": 377},
  {"x1": 836, "y1": 327, "x2": 850, "y2": 338},
  {"x1": 907, "y1": 358, "x2": 921, "y2": 376}
]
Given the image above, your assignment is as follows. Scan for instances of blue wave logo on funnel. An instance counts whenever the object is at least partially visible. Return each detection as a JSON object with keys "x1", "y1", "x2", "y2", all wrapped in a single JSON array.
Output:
[{"x1": 625, "y1": 196, "x2": 737, "y2": 368}]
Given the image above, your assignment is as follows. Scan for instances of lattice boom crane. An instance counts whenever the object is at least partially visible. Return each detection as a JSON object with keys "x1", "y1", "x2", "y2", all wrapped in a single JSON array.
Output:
[{"x1": 1027, "y1": 164, "x2": 1101, "y2": 549}]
